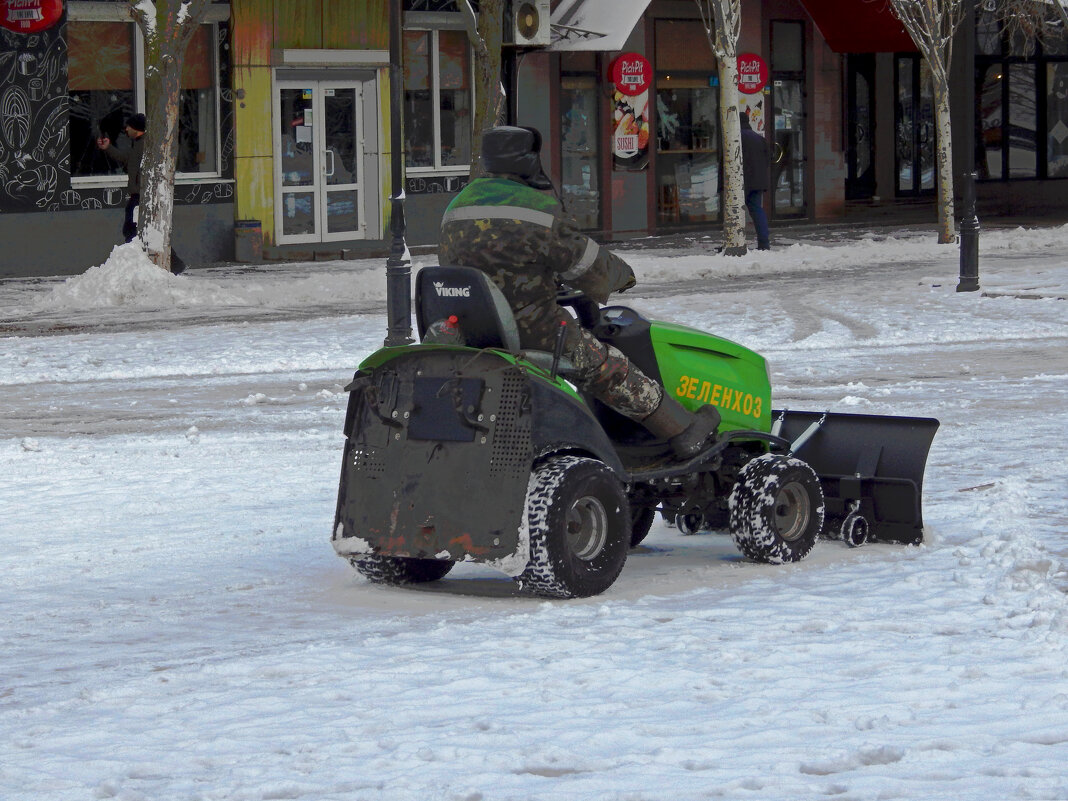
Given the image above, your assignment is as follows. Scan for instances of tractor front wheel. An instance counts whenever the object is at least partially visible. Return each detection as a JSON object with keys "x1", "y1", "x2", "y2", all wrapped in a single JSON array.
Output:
[
  {"x1": 516, "y1": 456, "x2": 630, "y2": 598},
  {"x1": 728, "y1": 453, "x2": 824, "y2": 563}
]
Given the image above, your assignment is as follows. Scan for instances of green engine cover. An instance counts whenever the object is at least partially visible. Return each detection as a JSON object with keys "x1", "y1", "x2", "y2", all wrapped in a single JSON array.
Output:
[{"x1": 649, "y1": 321, "x2": 772, "y2": 434}]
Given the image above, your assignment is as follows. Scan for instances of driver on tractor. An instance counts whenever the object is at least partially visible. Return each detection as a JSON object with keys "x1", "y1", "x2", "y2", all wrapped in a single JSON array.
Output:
[{"x1": 438, "y1": 125, "x2": 720, "y2": 459}]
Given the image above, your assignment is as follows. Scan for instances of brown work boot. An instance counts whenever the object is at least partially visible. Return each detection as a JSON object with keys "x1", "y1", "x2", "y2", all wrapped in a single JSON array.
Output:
[{"x1": 642, "y1": 396, "x2": 721, "y2": 458}]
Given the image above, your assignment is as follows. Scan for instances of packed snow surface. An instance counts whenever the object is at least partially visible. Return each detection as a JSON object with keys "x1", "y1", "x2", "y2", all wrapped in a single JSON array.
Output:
[{"x1": 1, "y1": 225, "x2": 1066, "y2": 800}]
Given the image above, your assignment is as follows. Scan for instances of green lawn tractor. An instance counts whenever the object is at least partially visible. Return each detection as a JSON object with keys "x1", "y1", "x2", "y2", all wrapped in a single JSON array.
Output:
[{"x1": 332, "y1": 266, "x2": 939, "y2": 598}]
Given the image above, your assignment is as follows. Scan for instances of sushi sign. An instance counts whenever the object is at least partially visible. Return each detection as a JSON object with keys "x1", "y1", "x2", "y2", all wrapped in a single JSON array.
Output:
[
  {"x1": 610, "y1": 53, "x2": 652, "y2": 165},
  {"x1": 0, "y1": 0, "x2": 62, "y2": 33}
]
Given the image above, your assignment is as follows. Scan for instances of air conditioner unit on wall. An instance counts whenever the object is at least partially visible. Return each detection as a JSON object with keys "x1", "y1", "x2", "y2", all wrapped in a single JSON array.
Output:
[{"x1": 511, "y1": 0, "x2": 550, "y2": 48}]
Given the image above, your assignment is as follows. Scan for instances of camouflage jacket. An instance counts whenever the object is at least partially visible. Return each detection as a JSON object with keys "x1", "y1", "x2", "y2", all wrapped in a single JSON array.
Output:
[{"x1": 438, "y1": 176, "x2": 635, "y2": 307}]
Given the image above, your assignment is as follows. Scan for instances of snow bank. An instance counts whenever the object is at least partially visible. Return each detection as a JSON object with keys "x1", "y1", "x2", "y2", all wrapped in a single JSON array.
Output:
[
  {"x1": 30, "y1": 243, "x2": 387, "y2": 315},
  {"x1": 32, "y1": 243, "x2": 242, "y2": 311}
]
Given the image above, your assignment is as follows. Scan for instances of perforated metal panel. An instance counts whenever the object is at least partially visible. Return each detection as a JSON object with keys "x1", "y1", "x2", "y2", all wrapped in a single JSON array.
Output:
[
  {"x1": 350, "y1": 446, "x2": 386, "y2": 476},
  {"x1": 490, "y1": 370, "x2": 531, "y2": 477}
]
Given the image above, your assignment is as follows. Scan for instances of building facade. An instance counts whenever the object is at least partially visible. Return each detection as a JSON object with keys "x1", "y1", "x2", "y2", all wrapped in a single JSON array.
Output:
[{"x1": 0, "y1": 0, "x2": 1064, "y2": 278}]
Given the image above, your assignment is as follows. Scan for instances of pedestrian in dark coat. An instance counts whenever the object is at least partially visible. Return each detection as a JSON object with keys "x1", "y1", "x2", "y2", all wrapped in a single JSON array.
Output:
[
  {"x1": 97, "y1": 113, "x2": 147, "y2": 243},
  {"x1": 438, "y1": 126, "x2": 719, "y2": 458},
  {"x1": 96, "y1": 113, "x2": 185, "y2": 273},
  {"x1": 740, "y1": 111, "x2": 771, "y2": 250}
]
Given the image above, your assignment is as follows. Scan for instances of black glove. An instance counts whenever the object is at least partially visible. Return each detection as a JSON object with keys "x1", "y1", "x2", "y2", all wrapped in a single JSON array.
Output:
[{"x1": 572, "y1": 295, "x2": 601, "y2": 329}]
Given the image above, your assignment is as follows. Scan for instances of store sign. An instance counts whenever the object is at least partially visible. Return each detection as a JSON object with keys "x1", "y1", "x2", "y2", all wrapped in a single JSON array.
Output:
[
  {"x1": 737, "y1": 53, "x2": 769, "y2": 94},
  {"x1": 610, "y1": 52, "x2": 651, "y2": 97},
  {"x1": 0, "y1": 0, "x2": 62, "y2": 34},
  {"x1": 610, "y1": 53, "x2": 651, "y2": 170}
]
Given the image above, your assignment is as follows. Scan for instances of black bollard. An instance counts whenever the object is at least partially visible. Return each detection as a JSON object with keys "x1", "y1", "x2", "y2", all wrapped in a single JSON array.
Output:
[{"x1": 957, "y1": 172, "x2": 980, "y2": 292}]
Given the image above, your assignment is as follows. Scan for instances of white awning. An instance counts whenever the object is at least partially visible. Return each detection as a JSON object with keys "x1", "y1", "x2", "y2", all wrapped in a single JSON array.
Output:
[{"x1": 547, "y1": 0, "x2": 654, "y2": 52}]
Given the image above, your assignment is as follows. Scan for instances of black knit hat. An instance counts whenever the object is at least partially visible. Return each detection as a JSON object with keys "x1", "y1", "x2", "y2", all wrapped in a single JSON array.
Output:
[{"x1": 126, "y1": 113, "x2": 147, "y2": 133}]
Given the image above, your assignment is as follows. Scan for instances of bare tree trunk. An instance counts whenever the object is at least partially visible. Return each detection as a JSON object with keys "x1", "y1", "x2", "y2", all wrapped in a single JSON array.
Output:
[
  {"x1": 463, "y1": 0, "x2": 506, "y2": 179},
  {"x1": 718, "y1": 55, "x2": 747, "y2": 255},
  {"x1": 932, "y1": 80, "x2": 956, "y2": 244},
  {"x1": 695, "y1": 0, "x2": 747, "y2": 255},
  {"x1": 130, "y1": 0, "x2": 208, "y2": 272}
]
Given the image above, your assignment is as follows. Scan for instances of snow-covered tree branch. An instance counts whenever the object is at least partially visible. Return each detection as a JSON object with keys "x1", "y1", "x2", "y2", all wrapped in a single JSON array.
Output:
[{"x1": 986, "y1": 0, "x2": 1068, "y2": 54}]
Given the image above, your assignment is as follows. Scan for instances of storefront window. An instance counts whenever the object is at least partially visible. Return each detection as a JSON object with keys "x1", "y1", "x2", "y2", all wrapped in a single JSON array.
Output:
[
  {"x1": 560, "y1": 74, "x2": 601, "y2": 231},
  {"x1": 978, "y1": 64, "x2": 1004, "y2": 180},
  {"x1": 1048, "y1": 63, "x2": 1068, "y2": 178},
  {"x1": 68, "y1": 19, "x2": 221, "y2": 181},
  {"x1": 654, "y1": 20, "x2": 720, "y2": 225},
  {"x1": 976, "y1": 9, "x2": 1002, "y2": 57},
  {"x1": 177, "y1": 25, "x2": 219, "y2": 175},
  {"x1": 656, "y1": 79, "x2": 720, "y2": 223},
  {"x1": 403, "y1": 28, "x2": 471, "y2": 171},
  {"x1": 68, "y1": 21, "x2": 135, "y2": 178},
  {"x1": 1009, "y1": 64, "x2": 1037, "y2": 178},
  {"x1": 438, "y1": 30, "x2": 471, "y2": 168},
  {"x1": 771, "y1": 21, "x2": 804, "y2": 72},
  {"x1": 976, "y1": 20, "x2": 1067, "y2": 180}
]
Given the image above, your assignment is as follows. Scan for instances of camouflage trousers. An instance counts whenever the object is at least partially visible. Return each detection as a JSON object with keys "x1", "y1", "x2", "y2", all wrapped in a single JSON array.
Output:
[{"x1": 519, "y1": 306, "x2": 663, "y2": 420}]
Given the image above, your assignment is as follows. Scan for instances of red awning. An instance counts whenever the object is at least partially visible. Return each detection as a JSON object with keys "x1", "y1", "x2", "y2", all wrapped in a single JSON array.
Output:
[{"x1": 798, "y1": 0, "x2": 917, "y2": 53}]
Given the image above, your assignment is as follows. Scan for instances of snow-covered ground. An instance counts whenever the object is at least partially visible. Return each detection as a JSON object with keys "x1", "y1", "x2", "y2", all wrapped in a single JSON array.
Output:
[{"x1": 1, "y1": 225, "x2": 1066, "y2": 801}]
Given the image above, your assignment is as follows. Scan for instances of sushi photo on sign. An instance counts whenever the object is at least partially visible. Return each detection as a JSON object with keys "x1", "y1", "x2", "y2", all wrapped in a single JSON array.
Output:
[{"x1": 611, "y1": 53, "x2": 651, "y2": 170}]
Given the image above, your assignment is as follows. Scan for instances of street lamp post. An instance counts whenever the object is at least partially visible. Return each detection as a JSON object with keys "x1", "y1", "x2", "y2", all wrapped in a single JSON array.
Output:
[
  {"x1": 955, "y1": 0, "x2": 979, "y2": 294},
  {"x1": 384, "y1": 0, "x2": 413, "y2": 346},
  {"x1": 957, "y1": 171, "x2": 980, "y2": 292}
]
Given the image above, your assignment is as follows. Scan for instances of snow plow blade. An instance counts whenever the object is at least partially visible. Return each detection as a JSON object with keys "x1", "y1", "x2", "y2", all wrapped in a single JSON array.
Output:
[{"x1": 771, "y1": 410, "x2": 939, "y2": 545}]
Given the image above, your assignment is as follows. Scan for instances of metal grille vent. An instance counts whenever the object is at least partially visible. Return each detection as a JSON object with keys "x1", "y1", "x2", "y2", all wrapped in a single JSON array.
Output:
[
  {"x1": 351, "y1": 447, "x2": 386, "y2": 476},
  {"x1": 490, "y1": 371, "x2": 531, "y2": 476}
]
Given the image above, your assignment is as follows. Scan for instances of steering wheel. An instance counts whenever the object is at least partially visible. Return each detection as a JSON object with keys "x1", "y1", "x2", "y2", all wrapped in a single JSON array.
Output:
[{"x1": 556, "y1": 285, "x2": 601, "y2": 328}]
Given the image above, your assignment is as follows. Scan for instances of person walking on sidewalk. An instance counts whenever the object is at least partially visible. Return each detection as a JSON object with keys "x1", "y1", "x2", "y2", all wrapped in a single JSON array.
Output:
[
  {"x1": 97, "y1": 113, "x2": 185, "y2": 273},
  {"x1": 740, "y1": 111, "x2": 771, "y2": 251},
  {"x1": 439, "y1": 125, "x2": 720, "y2": 459}
]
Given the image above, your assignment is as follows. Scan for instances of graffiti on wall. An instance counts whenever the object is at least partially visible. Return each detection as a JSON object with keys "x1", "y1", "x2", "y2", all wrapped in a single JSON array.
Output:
[
  {"x1": 0, "y1": 16, "x2": 235, "y2": 216},
  {"x1": 0, "y1": 15, "x2": 68, "y2": 212},
  {"x1": 406, "y1": 174, "x2": 468, "y2": 195}
]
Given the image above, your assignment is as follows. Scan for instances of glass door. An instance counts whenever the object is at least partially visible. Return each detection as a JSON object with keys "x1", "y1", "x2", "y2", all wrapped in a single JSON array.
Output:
[
  {"x1": 771, "y1": 78, "x2": 807, "y2": 216},
  {"x1": 846, "y1": 54, "x2": 876, "y2": 200},
  {"x1": 321, "y1": 81, "x2": 365, "y2": 241},
  {"x1": 275, "y1": 80, "x2": 365, "y2": 244},
  {"x1": 895, "y1": 55, "x2": 935, "y2": 195}
]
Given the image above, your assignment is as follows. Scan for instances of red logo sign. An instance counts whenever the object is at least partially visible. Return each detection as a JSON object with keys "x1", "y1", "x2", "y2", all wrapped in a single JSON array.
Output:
[
  {"x1": 0, "y1": 0, "x2": 62, "y2": 34},
  {"x1": 736, "y1": 52, "x2": 769, "y2": 94},
  {"x1": 610, "y1": 52, "x2": 651, "y2": 97}
]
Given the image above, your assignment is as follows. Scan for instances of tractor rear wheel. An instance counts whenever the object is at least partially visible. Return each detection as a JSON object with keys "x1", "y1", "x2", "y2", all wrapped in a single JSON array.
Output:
[
  {"x1": 349, "y1": 554, "x2": 455, "y2": 585},
  {"x1": 516, "y1": 455, "x2": 630, "y2": 598},
  {"x1": 728, "y1": 453, "x2": 824, "y2": 563}
]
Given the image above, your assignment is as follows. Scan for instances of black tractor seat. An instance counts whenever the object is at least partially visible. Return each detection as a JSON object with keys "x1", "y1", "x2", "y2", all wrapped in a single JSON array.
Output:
[
  {"x1": 416, "y1": 265, "x2": 521, "y2": 350},
  {"x1": 415, "y1": 265, "x2": 577, "y2": 374}
]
